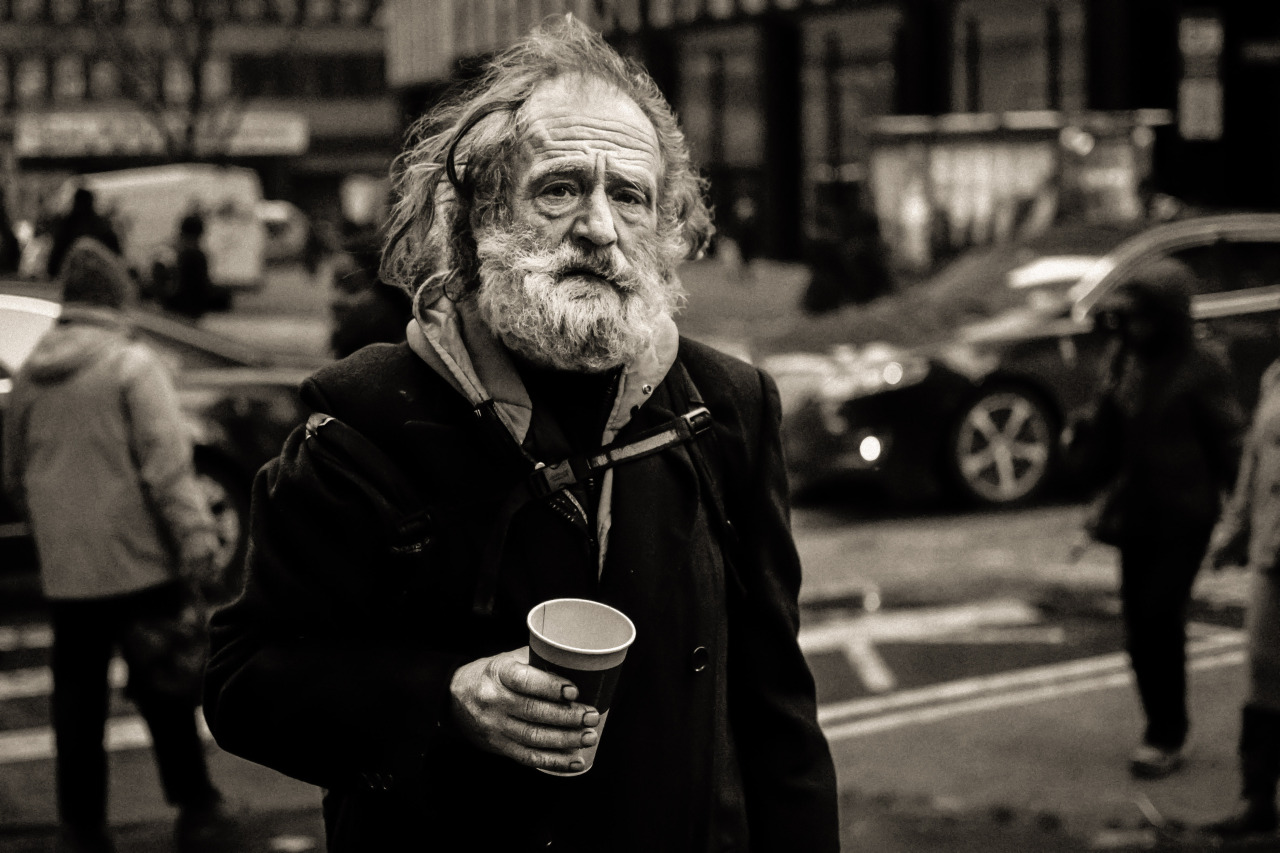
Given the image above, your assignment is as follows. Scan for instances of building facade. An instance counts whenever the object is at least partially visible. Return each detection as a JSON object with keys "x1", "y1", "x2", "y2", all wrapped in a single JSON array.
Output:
[
  {"x1": 384, "y1": 0, "x2": 1280, "y2": 271},
  {"x1": 0, "y1": 0, "x2": 398, "y2": 227}
]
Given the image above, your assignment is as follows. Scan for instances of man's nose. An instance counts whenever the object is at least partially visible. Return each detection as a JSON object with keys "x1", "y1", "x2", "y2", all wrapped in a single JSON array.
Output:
[{"x1": 572, "y1": 184, "x2": 618, "y2": 247}]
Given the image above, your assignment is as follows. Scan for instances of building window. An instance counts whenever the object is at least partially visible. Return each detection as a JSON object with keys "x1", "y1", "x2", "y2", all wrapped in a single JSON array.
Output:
[
  {"x1": 15, "y1": 57, "x2": 48, "y2": 104},
  {"x1": 51, "y1": 0, "x2": 82, "y2": 22},
  {"x1": 678, "y1": 26, "x2": 764, "y2": 169},
  {"x1": 53, "y1": 54, "x2": 86, "y2": 101},
  {"x1": 122, "y1": 60, "x2": 160, "y2": 101},
  {"x1": 233, "y1": 0, "x2": 263, "y2": 19},
  {"x1": 305, "y1": 0, "x2": 334, "y2": 23},
  {"x1": 90, "y1": 58, "x2": 121, "y2": 99},
  {"x1": 0, "y1": 57, "x2": 11, "y2": 108},
  {"x1": 337, "y1": 0, "x2": 366, "y2": 24},
  {"x1": 164, "y1": 56, "x2": 192, "y2": 103},
  {"x1": 14, "y1": 0, "x2": 46, "y2": 21},
  {"x1": 203, "y1": 57, "x2": 230, "y2": 100},
  {"x1": 801, "y1": 11, "x2": 898, "y2": 176},
  {"x1": 123, "y1": 0, "x2": 154, "y2": 21},
  {"x1": 951, "y1": 0, "x2": 1085, "y2": 113}
]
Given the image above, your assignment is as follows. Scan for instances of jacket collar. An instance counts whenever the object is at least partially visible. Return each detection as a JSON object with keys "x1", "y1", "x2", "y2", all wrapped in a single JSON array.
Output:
[{"x1": 406, "y1": 291, "x2": 678, "y2": 447}]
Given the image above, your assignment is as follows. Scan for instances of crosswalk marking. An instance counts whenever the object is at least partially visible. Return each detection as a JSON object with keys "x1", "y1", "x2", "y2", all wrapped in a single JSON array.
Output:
[
  {"x1": 799, "y1": 598, "x2": 1056, "y2": 694},
  {"x1": 0, "y1": 713, "x2": 213, "y2": 765},
  {"x1": 0, "y1": 624, "x2": 52, "y2": 653},
  {"x1": 0, "y1": 606, "x2": 1247, "y2": 763},
  {"x1": 0, "y1": 658, "x2": 127, "y2": 702}
]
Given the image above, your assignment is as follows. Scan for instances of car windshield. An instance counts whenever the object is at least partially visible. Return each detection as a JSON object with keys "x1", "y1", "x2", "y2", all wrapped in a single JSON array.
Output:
[{"x1": 919, "y1": 221, "x2": 1152, "y2": 318}]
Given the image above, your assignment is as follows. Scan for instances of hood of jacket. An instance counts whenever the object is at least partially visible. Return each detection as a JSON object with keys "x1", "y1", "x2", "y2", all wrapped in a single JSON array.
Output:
[{"x1": 21, "y1": 306, "x2": 130, "y2": 385}]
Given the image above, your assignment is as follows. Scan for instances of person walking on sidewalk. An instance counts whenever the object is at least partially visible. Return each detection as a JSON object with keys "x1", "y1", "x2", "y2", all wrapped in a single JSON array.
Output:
[
  {"x1": 201, "y1": 16, "x2": 839, "y2": 853},
  {"x1": 2, "y1": 239, "x2": 238, "y2": 853},
  {"x1": 1072, "y1": 257, "x2": 1245, "y2": 780},
  {"x1": 1201, "y1": 356, "x2": 1280, "y2": 839}
]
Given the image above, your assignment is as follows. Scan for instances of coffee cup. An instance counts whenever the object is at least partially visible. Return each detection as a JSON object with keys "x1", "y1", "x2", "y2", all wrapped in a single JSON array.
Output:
[{"x1": 526, "y1": 598, "x2": 636, "y2": 776}]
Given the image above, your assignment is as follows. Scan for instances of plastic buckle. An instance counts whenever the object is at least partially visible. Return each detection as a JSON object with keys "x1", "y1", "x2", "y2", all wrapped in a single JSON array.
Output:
[
  {"x1": 682, "y1": 406, "x2": 712, "y2": 436},
  {"x1": 530, "y1": 460, "x2": 578, "y2": 498}
]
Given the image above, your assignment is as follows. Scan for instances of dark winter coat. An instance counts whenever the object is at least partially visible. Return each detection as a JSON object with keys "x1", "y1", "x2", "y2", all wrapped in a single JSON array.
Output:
[
  {"x1": 202, "y1": 301, "x2": 839, "y2": 851},
  {"x1": 1084, "y1": 267, "x2": 1245, "y2": 541}
]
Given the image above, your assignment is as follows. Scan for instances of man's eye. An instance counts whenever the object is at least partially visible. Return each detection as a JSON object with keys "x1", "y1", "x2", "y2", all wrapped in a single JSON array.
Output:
[
  {"x1": 613, "y1": 189, "x2": 646, "y2": 206},
  {"x1": 540, "y1": 183, "x2": 577, "y2": 199}
]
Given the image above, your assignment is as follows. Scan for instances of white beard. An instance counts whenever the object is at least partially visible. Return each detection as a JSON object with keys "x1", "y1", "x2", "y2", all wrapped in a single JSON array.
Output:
[{"x1": 473, "y1": 224, "x2": 684, "y2": 373}]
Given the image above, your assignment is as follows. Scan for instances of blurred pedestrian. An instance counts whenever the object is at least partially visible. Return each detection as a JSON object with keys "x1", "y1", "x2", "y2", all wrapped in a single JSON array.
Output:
[
  {"x1": 326, "y1": 221, "x2": 411, "y2": 358},
  {"x1": 162, "y1": 212, "x2": 214, "y2": 320},
  {"x1": 1200, "y1": 356, "x2": 1280, "y2": 839},
  {"x1": 0, "y1": 187, "x2": 21, "y2": 274},
  {"x1": 202, "y1": 17, "x2": 838, "y2": 853},
  {"x1": 1071, "y1": 257, "x2": 1245, "y2": 779},
  {"x1": 1, "y1": 238, "x2": 239, "y2": 853},
  {"x1": 45, "y1": 188, "x2": 121, "y2": 280}
]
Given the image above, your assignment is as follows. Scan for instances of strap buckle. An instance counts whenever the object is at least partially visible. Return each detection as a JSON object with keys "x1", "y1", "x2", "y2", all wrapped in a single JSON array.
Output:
[
  {"x1": 529, "y1": 460, "x2": 579, "y2": 498},
  {"x1": 682, "y1": 406, "x2": 712, "y2": 437}
]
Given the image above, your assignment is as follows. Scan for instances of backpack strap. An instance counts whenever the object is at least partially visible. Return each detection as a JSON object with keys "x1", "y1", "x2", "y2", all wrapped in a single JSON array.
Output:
[
  {"x1": 304, "y1": 398, "x2": 720, "y2": 616},
  {"x1": 672, "y1": 361, "x2": 748, "y2": 603},
  {"x1": 468, "y1": 396, "x2": 716, "y2": 616}
]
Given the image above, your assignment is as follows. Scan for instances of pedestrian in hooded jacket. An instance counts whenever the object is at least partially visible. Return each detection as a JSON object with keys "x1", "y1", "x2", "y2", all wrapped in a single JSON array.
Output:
[
  {"x1": 2, "y1": 238, "x2": 238, "y2": 853},
  {"x1": 1074, "y1": 256, "x2": 1245, "y2": 780},
  {"x1": 1201, "y1": 355, "x2": 1280, "y2": 839},
  {"x1": 201, "y1": 17, "x2": 839, "y2": 853}
]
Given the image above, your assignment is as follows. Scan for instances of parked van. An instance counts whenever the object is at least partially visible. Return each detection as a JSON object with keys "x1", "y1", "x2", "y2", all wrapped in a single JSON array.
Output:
[{"x1": 45, "y1": 163, "x2": 267, "y2": 301}]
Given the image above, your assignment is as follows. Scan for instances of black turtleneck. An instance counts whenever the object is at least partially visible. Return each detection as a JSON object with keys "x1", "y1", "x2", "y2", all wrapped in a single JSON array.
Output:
[{"x1": 512, "y1": 355, "x2": 620, "y2": 458}]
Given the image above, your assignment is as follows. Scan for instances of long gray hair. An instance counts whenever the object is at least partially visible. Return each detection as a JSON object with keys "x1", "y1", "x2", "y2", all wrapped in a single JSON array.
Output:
[{"x1": 379, "y1": 14, "x2": 713, "y2": 305}]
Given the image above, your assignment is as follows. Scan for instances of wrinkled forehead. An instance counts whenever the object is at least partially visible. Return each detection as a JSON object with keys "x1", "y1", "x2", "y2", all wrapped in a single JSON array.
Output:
[{"x1": 515, "y1": 75, "x2": 663, "y2": 185}]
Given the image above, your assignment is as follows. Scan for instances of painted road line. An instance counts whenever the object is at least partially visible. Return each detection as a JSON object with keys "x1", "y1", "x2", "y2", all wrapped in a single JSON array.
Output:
[
  {"x1": 821, "y1": 649, "x2": 1244, "y2": 742},
  {"x1": 0, "y1": 658, "x2": 127, "y2": 702},
  {"x1": 798, "y1": 599, "x2": 1043, "y2": 651},
  {"x1": 0, "y1": 624, "x2": 52, "y2": 652},
  {"x1": 0, "y1": 712, "x2": 213, "y2": 765},
  {"x1": 817, "y1": 628, "x2": 1243, "y2": 727},
  {"x1": 799, "y1": 598, "x2": 1045, "y2": 694}
]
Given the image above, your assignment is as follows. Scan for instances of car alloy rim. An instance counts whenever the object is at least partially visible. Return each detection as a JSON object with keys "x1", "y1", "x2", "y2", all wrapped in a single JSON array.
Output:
[{"x1": 956, "y1": 391, "x2": 1052, "y2": 502}]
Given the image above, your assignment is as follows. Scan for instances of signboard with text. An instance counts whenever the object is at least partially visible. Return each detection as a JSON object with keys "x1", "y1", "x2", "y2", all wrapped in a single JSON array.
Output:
[{"x1": 13, "y1": 110, "x2": 310, "y2": 159}]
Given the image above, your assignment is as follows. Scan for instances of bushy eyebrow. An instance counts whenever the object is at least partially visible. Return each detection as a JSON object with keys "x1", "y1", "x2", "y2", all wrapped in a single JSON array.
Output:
[{"x1": 526, "y1": 162, "x2": 655, "y2": 201}]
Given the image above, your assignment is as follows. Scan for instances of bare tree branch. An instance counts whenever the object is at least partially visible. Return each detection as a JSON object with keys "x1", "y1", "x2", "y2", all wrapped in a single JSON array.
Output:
[{"x1": 86, "y1": 0, "x2": 313, "y2": 162}]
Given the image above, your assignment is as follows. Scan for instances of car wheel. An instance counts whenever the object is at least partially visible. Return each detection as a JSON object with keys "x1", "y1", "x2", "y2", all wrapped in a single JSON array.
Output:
[
  {"x1": 193, "y1": 460, "x2": 249, "y2": 606},
  {"x1": 949, "y1": 386, "x2": 1056, "y2": 506}
]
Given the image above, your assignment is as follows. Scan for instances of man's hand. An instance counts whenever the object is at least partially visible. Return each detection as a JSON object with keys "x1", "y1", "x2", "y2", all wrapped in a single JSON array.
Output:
[{"x1": 449, "y1": 647, "x2": 600, "y2": 773}]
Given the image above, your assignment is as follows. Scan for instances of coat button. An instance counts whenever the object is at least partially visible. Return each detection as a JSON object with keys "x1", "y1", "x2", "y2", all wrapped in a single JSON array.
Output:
[{"x1": 691, "y1": 646, "x2": 709, "y2": 673}]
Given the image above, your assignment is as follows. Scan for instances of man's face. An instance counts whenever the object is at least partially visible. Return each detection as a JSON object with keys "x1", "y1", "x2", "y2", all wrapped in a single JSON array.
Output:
[
  {"x1": 511, "y1": 74, "x2": 662, "y2": 264},
  {"x1": 472, "y1": 75, "x2": 684, "y2": 373}
]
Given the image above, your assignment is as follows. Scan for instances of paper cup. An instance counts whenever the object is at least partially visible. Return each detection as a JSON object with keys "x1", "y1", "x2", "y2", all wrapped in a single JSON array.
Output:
[{"x1": 527, "y1": 598, "x2": 636, "y2": 776}]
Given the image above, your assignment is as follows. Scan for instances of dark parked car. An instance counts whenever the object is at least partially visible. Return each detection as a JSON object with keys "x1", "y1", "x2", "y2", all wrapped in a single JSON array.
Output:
[
  {"x1": 0, "y1": 285, "x2": 317, "y2": 600},
  {"x1": 773, "y1": 213, "x2": 1280, "y2": 507}
]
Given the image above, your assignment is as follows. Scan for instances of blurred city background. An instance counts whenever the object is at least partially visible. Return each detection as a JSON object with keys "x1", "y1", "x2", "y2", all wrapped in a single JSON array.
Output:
[{"x1": 2, "y1": 1, "x2": 1279, "y2": 850}]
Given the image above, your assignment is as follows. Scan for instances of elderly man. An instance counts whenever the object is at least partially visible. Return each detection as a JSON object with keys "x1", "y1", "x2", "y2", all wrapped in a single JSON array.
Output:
[{"x1": 203, "y1": 16, "x2": 838, "y2": 852}]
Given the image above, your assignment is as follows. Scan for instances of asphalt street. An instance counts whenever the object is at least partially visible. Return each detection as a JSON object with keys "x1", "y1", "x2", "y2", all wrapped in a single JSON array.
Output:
[{"x1": 0, "y1": 261, "x2": 1271, "y2": 851}]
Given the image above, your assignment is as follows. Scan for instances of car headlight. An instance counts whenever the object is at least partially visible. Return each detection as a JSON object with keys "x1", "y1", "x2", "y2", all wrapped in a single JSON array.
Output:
[{"x1": 818, "y1": 353, "x2": 931, "y2": 403}]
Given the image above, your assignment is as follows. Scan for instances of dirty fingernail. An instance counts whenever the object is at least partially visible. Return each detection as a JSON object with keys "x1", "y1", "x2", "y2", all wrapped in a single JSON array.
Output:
[
  {"x1": 561, "y1": 685, "x2": 578, "y2": 702},
  {"x1": 582, "y1": 710, "x2": 600, "y2": 727},
  {"x1": 582, "y1": 730, "x2": 598, "y2": 746}
]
